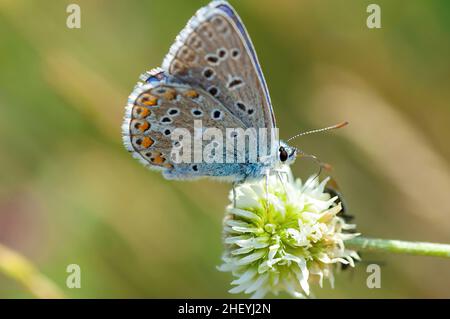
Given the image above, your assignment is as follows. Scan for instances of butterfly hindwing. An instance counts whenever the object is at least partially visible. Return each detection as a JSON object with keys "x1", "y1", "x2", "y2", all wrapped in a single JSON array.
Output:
[
  {"x1": 161, "y1": 0, "x2": 276, "y2": 132},
  {"x1": 123, "y1": 70, "x2": 253, "y2": 180}
]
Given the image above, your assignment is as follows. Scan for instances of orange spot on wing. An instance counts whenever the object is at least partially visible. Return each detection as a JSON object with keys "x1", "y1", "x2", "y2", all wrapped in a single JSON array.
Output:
[
  {"x1": 133, "y1": 106, "x2": 151, "y2": 118},
  {"x1": 139, "y1": 94, "x2": 158, "y2": 106},
  {"x1": 184, "y1": 90, "x2": 199, "y2": 99},
  {"x1": 141, "y1": 137, "x2": 154, "y2": 148},
  {"x1": 131, "y1": 120, "x2": 150, "y2": 133},
  {"x1": 152, "y1": 154, "x2": 165, "y2": 165},
  {"x1": 138, "y1": 121, "x2": 150, "y2": 132}
]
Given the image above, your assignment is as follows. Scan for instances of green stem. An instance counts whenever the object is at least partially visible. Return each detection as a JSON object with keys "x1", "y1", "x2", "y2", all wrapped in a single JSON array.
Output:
[{"x1": 345, "y1": 237, "x2": 450, "y2": 258}]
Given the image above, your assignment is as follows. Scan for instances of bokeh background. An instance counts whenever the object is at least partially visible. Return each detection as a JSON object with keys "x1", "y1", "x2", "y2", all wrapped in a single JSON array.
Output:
[{"x1": 1, "y1": 0, "x2": 449, "y2": 298}]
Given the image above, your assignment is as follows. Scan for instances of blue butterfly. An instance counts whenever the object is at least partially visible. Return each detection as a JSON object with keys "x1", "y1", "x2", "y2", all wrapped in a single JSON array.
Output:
[{"x1": 122, "y1": 0, "x2": 340, "y2": 184}]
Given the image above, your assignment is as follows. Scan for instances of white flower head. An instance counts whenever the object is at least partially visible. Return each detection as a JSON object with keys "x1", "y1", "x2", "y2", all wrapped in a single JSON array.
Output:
[{"x1": 219, "y1": 166, "x2": 360, "y2": 298}]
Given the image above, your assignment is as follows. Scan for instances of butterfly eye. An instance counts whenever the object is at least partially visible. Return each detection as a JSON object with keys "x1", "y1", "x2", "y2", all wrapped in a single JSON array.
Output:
[{"x1": 279, "y1": 147, "x2": 288, "y2": 162}]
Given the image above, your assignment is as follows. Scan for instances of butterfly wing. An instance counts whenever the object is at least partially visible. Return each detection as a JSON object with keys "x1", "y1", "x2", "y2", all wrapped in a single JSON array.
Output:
[
  {"x1": 123, "y1": 69, "x2": 256, "y2": 180},
  {"x1": 160, "y1": 0, "x2": 276, "y2": 133},
  {"x1": 124, "y1": 1, "x2": 279, "y2": 181}
]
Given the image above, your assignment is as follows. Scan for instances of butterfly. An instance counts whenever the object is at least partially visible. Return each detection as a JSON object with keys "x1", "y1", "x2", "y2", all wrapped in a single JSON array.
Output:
[{"x1": 122, "y1": 0, "x2": 327, "y2": 184}]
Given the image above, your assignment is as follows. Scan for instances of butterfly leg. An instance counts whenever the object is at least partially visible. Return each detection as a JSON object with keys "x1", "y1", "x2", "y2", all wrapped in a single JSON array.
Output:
[
  {"x1": 274, "y1": 168, "x2": 290, "y2": 184},
  {"x1": 264, "y1": 170, "x2": 270, "y2": 210},
  {"x1": 276, "y1": 170, "x2": 289, "y2": 200},
  {"x1": 232, "y1": 181, "x2": 237, "y2": 208}
]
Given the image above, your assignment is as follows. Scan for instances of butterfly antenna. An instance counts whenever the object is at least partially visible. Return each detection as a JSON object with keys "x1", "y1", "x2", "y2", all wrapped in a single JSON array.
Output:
[
  {"x1": 286, "y1": 121, "x2": 349, "y2": 142},
  {"x1": 289, "y1": 122, "x2": 348, "y2": 187}
]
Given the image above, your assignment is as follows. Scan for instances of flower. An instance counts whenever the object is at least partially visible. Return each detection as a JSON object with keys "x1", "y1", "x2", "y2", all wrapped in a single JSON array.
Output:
[{"x1": 218, "y1": 166, "x2": 360, "y2": 298}]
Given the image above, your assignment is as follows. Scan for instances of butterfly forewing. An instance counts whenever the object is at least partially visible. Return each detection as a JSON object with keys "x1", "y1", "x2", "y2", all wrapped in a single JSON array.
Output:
[{"x1": 162, "y1": 1, "x2": 276, "y2": 132}]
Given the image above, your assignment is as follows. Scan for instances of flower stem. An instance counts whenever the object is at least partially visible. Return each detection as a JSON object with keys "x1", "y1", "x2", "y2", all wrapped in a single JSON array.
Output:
[
  {"x1": 345, "y1": 237, "x2": 450, "y2": 258},
  {"x1": 0, "y1": 243, "x2": 65, "y2": 298}
]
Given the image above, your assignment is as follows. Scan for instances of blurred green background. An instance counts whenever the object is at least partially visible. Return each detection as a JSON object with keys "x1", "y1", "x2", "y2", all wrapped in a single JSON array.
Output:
[{"x1": 1, "y1": 0, "x2": 449, "y2": 298}]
